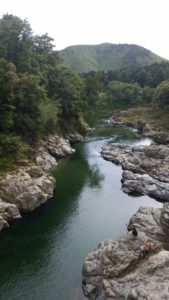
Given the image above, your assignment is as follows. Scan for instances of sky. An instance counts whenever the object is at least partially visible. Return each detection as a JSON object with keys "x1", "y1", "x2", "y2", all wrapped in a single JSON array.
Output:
[{"x1": 1, "y1": 0, "x2": 169, "y2": 59}]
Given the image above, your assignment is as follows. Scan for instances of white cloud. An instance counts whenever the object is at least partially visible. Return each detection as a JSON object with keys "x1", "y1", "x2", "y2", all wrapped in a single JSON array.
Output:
[{"x1": 1, "y1": 0, "x2": 169, "y2": 59}]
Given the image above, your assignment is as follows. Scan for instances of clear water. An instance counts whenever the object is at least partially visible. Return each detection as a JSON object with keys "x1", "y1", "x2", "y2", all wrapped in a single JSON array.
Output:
[{"x1": 0, "y1": 124, "x2": 162, "y2": 300}]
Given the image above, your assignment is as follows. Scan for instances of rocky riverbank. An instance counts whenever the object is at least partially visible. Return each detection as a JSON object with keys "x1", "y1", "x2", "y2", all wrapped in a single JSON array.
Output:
[
  {"x1": 108, "y1": 107, "x2": 169, "y2": 145},
  {"x1": 82, "y1": 111, "x2": 169, "y2": 299},
  {"x1": 82, "y1": 203, "x2": 169, "y2": 299},
  {"x1": 101, "y1": 107, "x2": 169, "y2": 201},
  {"x1": 101, "y1": 142, "x2": 169, "y2": 201},
  {"x1": 0, "y1": 133, "x2": 84, "y2": 231}
]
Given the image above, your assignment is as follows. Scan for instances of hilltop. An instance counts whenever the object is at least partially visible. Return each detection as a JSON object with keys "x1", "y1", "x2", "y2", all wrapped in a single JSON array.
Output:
[{"x1": 60, "y1": 43, "x2": 165, "y2": 73}]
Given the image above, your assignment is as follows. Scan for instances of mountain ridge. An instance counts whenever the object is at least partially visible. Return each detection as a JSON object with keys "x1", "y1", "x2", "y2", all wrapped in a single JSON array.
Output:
[{"x1": 60, "y1": 43, "x2": 166, "y2": 73}]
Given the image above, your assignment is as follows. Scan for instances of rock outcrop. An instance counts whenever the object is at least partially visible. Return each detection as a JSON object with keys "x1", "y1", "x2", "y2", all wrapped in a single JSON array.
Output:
[
  {"x1": 101, "y1": 143, "x2": 169, "y2": 201},
  {"x1": 0, "y1": 200, "x2": 21, "y2": 231},
  {"x1": 0, "y1": 167, "x2": 55, "y2": 212},
  {"x1": 107, "y1": 108, "x2": 169, "y2": 145},
  {"x1": 0, "y1": 135, "x2": 76, "y2": 230},
  {"x1": 82, "y1": 204, "x2": 169, "y2": 299},
  {"x1": 66, "y1": 132, "x2": 85, "y2": 143},
  {"x1": 45, "y1": 135, "x2": 75, "y2": 159}
]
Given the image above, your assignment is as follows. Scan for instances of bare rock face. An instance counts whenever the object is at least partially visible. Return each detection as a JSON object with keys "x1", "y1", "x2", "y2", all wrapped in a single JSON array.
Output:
[
  {"x1": 0, "y1": 168, "x2": 55, "y2": 212},
  {"x1": 122, "y1": 170, "x2": 169, "y2": 201},
  {"x1": 66, "y1": 132, "x2": 85, "y2": 143},
  {"x1": 82, "y1": 204, "x2": 169, "y2": 299},
  {"x1": 0, "y1": 135, "x2": 78, "y2": 231},
  {"x1": 160, "y1": 203, "x2": 169, "y2": 233},
  {"x1": 0, "y1": 199, "x2": 21, "y2": 231},
  {"x1": 101, "y1": 143, "x2": 169, "y2": 201},
  {"x1": 36, "y1": 147, "x2": 58, "y2": 172},
  {"x1": 46, "y1": 135, "x2": 75, "y2": 158}
]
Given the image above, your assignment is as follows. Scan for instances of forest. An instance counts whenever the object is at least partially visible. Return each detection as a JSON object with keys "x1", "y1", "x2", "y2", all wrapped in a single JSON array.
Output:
[{"x1": 1, "y1": 14, "x2": 169, "y2": 169}]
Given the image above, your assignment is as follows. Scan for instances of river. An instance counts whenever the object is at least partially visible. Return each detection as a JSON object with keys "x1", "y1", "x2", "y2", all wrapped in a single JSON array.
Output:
[{"x1": 0, "y1": 122, "x2": 162, "y2": 300}]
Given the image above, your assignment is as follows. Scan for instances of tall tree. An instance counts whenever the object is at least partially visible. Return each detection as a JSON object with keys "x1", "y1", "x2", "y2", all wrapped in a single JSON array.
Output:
[{"x1": 0, "y1": 14, "x2": 33, "y2": 72}]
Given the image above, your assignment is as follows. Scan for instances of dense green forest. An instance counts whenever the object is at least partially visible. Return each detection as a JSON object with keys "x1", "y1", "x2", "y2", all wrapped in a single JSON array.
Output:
[
  {"x1": 82, "y1": 61, "x2": 169, "y2": 110},
  {"x1": 60, "y1": 43, "x2": 164, "y2": 73},
  {"x1": 1, "y1": 14, "x2": 169, "y2": 171},
  {"x1": 0, "y1": 14, "x2": 86, "y2": 169}
]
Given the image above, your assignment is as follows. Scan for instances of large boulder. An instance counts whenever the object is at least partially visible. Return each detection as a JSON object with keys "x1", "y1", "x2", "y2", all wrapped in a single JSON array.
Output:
[
  {"x1": 122, "y1": 170, "x2": 169, "y2": 201},
  {"x1": 0, "y1": 199, "x2": 21, "y2": 231},
  {"x1": 82, "y1": 204, "x2": 169, "y2": 299},
  {"x1": 101, "y1": 142, "x2": 169, "y2": 200},
  {"x1": 36, "y1": 147, "x2": 58, "y2": 172},
  {"x1": 66, "y1": 132, "x2": 85, "y2": 143},
  {"x1": 45, "y1": 135, "x2": 75, "y2": 158},
  {"x1": 0, "y1": 167, "x2": 55, "y2": 212}
]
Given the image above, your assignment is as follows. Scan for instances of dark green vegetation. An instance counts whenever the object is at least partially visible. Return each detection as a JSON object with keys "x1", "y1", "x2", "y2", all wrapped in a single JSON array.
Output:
[
  {"x1": 1, "y1": 14, "x2": 169, "y2": 172},
  {"x1": 82, "y1": 60, "x2": 169, "y2": 113},
  {"x1": 60, "y1": 43, "x2": 164, "y2": 73},
  {"x1": 0, "y1": 123, "x2": 162, "y2": 300},
  {"x1": 0, "y1": 14, "x2": 86, "y2": 170}
]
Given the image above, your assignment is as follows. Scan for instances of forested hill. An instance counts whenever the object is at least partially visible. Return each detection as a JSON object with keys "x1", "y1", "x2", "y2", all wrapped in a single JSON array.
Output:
[{"x1": 60, "y1": 43, "x2": 165, "y2": 73}]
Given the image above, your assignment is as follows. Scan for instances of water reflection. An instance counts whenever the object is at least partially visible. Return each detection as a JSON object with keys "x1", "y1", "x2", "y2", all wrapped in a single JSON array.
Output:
[
  {"x1": 0, "y1": 123, "x2": 162, "y2": 300},
  {"x1": 87, "y1": 164, "x2": 104, "y2": 189}
]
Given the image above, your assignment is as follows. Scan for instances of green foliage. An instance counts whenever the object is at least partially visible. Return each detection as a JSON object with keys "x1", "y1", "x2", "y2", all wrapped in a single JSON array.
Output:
[
  {"x1": 0, "y1": 134, "x2": 21, "y2": 158},
  {"x1": 38, "y1": 99, "x2": 59, "y2": 133},
  {"x1": 47, "y1": 64, "x2": 85, "y2": 121},
  {"x1": 0, "y1": 59, "x2": 17, "y2": 131},
  {"x1": 0, "y1": 13, "x2": 86, "y2": 146},
  {"x1": 0, "y1": 14, "x2": 33, "y2": 72},
  {"x1": 60, "y1": 43, "x2": 164, "y2": 73},
  {"x1": 12, "y1": 74, "x2": 47, "y2": 139},
  {"x1": 107, "y1": 81, "x2": 145, "y2": 108},
  {"x1": 1, "y1": 12, "x2": 169, "y2": 163},
  {"x1": 154, "y1": 80, "x2": 169, "y2": 107}
]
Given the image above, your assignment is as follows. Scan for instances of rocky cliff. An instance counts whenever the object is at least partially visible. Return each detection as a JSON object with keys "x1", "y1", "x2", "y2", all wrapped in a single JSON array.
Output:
[
  {"x1": 0, "y1": 133, "x2": 84, "y2": 231},
  {"x1": 101, "y1": 142, "x2": 169, "y2": 202},
  {"x1": 82, "y1": 203, "x2": 169, "y2": 299},
  {"x1": 82, "y1": 116, "x2": 169, "y2": 299}
]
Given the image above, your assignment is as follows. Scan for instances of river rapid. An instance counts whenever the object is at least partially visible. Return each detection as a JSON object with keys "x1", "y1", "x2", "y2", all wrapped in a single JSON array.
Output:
[{"x1": 0, "y1": 122, "x2": 162, "y2": 300}]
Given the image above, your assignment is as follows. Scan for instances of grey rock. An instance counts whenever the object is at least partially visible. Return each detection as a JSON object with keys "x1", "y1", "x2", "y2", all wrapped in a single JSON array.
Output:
[
  {"x1": 0, "y1": 199, "x2": 21, "y2": 231},
  {"x1": 46, "y1": 135, "x2": 75, "y2": 158},
  {"x1": 0, "y1": 135, "x2": 77, "y2": 232},
  {"x1": 101, "y1": 143, "x2": 169, "y2": 201},
  {"x1": 0, "y1": 168, "x2": 55, "y2": 212},
  {"x1": 67, "y1": 132, "x2": 85, "y2": 143},
  {"x1": 122, "y1": 170, "x2": 169, "y2": 201},
  {"x1": 82, "y1": 204, "x2": 169, "y2": 299},
  {"x1": 36, "y1": 147, "x2": 58, "y2": 172}
]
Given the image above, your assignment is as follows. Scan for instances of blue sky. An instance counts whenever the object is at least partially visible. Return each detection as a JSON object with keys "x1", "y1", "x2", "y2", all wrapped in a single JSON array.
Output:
[{"x1": 1, "y1": 0, "x2": 169, "y2": 59}]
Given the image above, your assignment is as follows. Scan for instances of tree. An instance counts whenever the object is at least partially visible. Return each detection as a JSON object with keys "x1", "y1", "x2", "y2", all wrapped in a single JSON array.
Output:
[
  {"x1": 13, "y1": 74, "x2": 47, "y2": 139},
  {"x1": 0, "y1": 59, "x2": 17, "y2": 131},
  {"x1": 0, "y1": 14, "x2": 33, "y2": 72},
  {"x1": 107, "y1": 81, "x2": 143, "y2": 108},
  {"x1": 154, "y1": 80, "x2": 169, "y2": 107},
  {"x1": 47, "y1": 64, "x2": 85, "y2": 120}
]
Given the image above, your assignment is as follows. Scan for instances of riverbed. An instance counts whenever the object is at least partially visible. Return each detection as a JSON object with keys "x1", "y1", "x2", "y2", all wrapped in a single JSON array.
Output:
[{"x1": 0, "y1": 124, "x2": 162, "y2": 300}]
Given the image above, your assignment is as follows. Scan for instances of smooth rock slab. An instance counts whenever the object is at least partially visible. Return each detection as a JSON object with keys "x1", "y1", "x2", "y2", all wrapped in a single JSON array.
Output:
[
  {"x1": 46, "y1": 135, "x2": 75, "y2": 158},
  {"x1": 82, "y1": 204, "x2": 169, "y2": 299},
  {"x1": 36, "y1": 147, "x2": 58, "y2": 172},
  {"x1": 101, "y1": 142, "x2": 169, "y2": 201},
  {"x1": 0, "y1": 168, "x2": 55, "y2": 212}
]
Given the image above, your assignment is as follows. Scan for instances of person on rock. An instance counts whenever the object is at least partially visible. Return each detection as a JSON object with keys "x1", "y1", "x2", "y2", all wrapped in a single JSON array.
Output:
[{"x1": 139, "y1": 240, "x2": 151, "y2": 258}]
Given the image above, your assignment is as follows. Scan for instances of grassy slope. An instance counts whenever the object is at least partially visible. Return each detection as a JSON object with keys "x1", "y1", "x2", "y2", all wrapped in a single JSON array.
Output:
[{"x1": 60, "y1": 43, "x2": 164, "y2": 73}]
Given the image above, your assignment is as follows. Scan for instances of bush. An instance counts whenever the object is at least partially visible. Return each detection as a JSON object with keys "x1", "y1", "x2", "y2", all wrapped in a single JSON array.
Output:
[{"x1": 0, "y1": 134, "x2": 21, "y2": 158}]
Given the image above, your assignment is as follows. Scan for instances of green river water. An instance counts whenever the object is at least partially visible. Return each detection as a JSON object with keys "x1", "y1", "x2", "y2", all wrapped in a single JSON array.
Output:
[{"x1": 0, "y1": 121, "x2": 162, "y2": 300}]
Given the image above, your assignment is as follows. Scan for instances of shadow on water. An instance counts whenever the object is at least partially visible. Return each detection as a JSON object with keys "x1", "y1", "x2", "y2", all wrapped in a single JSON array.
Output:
[
  {"x1": 0, "y1": 135, "x2": 105, "y2": 299},
  {"x1": 0, "y1": 120, "x2": 163, "y2": 300}
]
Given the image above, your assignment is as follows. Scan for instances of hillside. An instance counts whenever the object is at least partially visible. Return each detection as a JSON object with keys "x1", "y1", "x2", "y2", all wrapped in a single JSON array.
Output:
[{"x1": 60, "y1": 43, "x2": 165, "y2": 73}]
